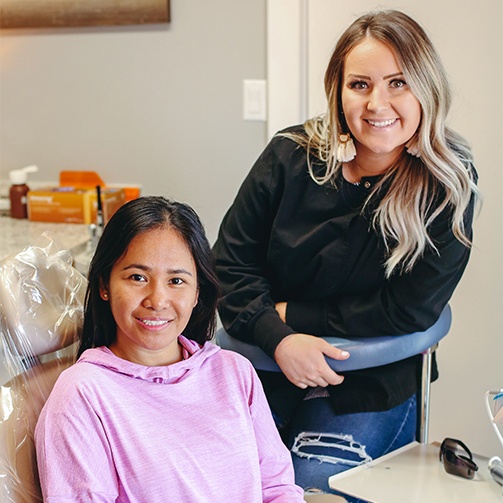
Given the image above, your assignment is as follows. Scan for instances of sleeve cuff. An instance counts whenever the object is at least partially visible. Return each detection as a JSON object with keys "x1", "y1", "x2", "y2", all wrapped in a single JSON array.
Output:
[{"x1": 251, "y1": 309, "x2": 296, "y2": 359}]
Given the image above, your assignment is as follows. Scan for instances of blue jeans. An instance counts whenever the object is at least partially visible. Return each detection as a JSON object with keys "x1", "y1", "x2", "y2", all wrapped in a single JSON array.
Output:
[{"x1": 281, "y1": 394, "x2": 417, "y2": 500}]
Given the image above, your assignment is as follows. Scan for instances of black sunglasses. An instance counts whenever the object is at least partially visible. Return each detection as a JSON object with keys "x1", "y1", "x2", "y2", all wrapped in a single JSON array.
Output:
[{"x1": 439, "y1": 438, "x2": 479, "y2": 479}]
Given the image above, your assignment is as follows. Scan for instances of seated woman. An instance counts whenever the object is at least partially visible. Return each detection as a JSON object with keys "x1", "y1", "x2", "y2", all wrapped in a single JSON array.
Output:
[{"x1": 35, "y1": 196, "x2": 304, "y2": 502}]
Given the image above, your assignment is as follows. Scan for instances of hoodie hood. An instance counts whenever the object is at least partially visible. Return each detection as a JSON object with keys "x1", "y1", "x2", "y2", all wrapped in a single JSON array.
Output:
[{"x1": 78, "y1": 335, "x2": 221, "y2": 384}]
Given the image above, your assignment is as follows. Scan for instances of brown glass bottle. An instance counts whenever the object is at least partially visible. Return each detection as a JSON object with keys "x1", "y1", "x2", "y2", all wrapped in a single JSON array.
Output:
[{"x1": 9, "y1": 183, "x2": 29, "y2": 218}]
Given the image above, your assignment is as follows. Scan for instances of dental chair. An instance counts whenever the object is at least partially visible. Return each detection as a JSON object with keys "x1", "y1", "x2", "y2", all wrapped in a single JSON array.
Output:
[
  {"x1": 216, "y1": 304, "x2": 451, "y2": 445},
  {"x1": 0, "y1": 234, "x2": 87, "y2": 503}
]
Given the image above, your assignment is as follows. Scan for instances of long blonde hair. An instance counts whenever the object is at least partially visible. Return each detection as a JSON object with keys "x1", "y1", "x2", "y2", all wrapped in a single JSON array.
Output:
[{"x1": 287, "y1": 10, "x2": 478, "y2": 277}]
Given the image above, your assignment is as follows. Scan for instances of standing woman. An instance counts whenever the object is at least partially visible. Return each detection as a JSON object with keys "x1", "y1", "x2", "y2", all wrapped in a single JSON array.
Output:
[{"x1": 213, "y1": 10, "x2": 479, "y2": 493}]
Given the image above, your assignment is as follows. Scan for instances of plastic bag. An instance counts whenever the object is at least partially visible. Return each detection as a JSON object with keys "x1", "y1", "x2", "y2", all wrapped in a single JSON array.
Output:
[
  {"x1": 0, "y1": 233, "x2": 87, "y2": 502},
  {"x1": 486, "y1": 389, "x2": 503, "y2": 449}
]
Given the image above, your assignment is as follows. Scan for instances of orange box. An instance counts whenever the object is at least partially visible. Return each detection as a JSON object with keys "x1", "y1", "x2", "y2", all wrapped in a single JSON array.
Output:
[
  {"x1": 58, "y1": 172, "x2": 141, "y2": 201},
  {"x1": 27, "y1": 187, "x2": 126, "y2": 224},
  {"x1": 59, "y1": 170, "x2": 105, "y2": 188},
  {"x1": 27, "y1": 171, "x2": 140, "y2": 224}
]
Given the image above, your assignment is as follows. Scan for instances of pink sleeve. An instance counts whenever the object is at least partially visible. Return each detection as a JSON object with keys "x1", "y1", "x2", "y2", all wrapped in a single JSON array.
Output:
[
  {"x1": 35, "y1": 374, "x2": 119, "y2": 502},
  {"x1": 248, "y1": 369, "x2": 305, "y2": 502}
]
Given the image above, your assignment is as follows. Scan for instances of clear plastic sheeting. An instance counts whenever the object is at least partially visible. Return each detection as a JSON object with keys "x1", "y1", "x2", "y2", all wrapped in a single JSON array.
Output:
[
  {"x1": 486, "y1": 390, "x2": 503, "y2": 449},
  {"x1": 0, "y1": 233, "x2": 87, "y2": 503}
]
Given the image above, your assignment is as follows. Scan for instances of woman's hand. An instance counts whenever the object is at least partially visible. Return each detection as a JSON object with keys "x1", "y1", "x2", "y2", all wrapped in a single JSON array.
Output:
[{"x1": 274, "y1": 333, "x2": 350, "y2": 389}]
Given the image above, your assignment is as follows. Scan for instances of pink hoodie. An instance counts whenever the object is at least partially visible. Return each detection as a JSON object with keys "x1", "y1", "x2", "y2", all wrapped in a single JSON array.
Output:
[{"x1": 35, "y1": 336, "x2": 304, "y2": 502}]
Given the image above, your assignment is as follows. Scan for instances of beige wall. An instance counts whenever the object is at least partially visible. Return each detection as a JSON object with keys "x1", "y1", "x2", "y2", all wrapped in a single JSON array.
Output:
[
  {"x1": 1, "y1": 0, "x2": 502, "y2": 462},
  {"x1": 0, "y1": 0, "x2": 267, "y2": 244},
  {"x1": 268, "y1": 0, "x2": 503, "y2": 458}
]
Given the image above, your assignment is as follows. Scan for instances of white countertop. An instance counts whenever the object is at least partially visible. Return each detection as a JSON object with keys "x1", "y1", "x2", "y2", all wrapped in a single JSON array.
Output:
[
  {"x1": 329, "y1": 442, "x2": 501, "y2": 502},
  {"x1": 0, "y1": 214, "x2": 90, "y2": 260}
]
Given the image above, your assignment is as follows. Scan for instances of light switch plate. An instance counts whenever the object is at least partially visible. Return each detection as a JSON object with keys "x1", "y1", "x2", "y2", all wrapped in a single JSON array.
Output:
[{"x1": 243, "y1": 79, "x2": 267, "y2": 121}]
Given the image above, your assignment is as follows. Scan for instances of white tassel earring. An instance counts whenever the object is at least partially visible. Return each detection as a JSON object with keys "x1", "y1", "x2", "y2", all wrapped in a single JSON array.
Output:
[
  {"x1": 336, "y1": 133, "x2": 356, "y2": 162},
  {"x1": 405, "y1": 135, "x2": 421, "y2": 158}
]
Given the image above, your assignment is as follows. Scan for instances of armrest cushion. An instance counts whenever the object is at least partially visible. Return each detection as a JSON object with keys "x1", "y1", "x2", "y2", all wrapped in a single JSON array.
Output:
[{"x1": 215, "y1": 305, "x2": 451, "y2": 372}]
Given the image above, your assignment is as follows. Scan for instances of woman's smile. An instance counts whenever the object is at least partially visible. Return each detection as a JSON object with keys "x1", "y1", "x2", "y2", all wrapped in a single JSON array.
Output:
[
  {"x1": 136, "y1": 317, "x2": 172, "y2": 330},
  {"x1": 365, "y1": 118, "x2": 398, "y2": 128}
]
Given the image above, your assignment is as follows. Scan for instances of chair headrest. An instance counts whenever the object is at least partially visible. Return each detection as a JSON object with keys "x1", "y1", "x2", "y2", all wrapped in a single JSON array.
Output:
[{"x1": 0, "y1": 233, "x2": 87, "y2": 361}]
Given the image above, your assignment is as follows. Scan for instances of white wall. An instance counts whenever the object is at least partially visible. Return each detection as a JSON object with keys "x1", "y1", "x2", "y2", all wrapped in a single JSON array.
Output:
[
  {"x1": 0, "y1": 0, "x2": 267, "y2": 244},
  {"x1": 268, "y1": 0, "x2": 503, "y2": 458}
]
